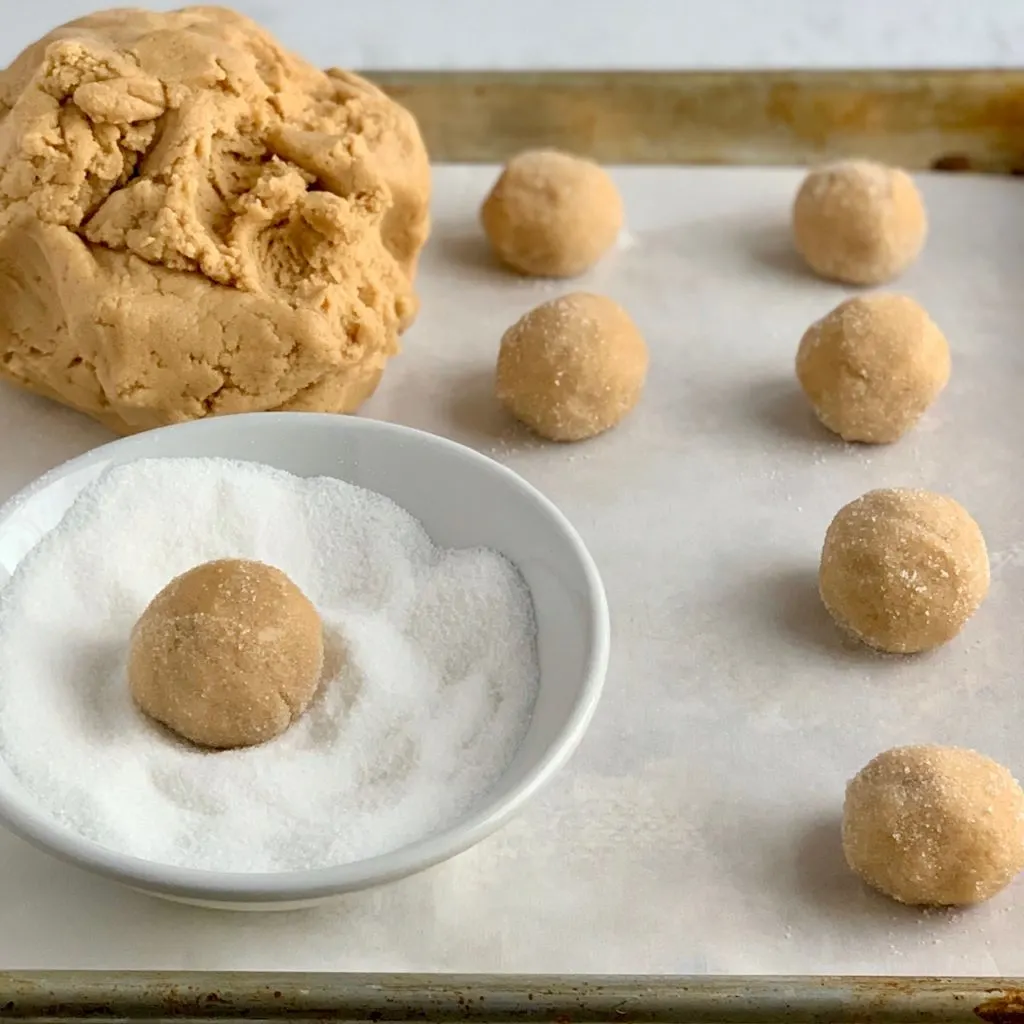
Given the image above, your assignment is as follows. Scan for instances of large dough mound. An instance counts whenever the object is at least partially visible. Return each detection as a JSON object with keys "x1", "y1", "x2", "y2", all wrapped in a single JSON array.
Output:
[{"x1": 0, "y1": 6, "x2": 430, "y2": 433}]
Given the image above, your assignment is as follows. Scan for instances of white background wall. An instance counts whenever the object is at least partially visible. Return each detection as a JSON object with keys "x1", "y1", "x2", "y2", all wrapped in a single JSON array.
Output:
[{"x1": 5, "y1": 0, "x2": 1024, "y2": 70}]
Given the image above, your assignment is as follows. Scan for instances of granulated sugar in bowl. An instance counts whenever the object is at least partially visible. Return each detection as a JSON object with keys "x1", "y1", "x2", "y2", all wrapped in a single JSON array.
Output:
[{"x1": 0, "y1": 414, "x2": 609, "y2": 909}]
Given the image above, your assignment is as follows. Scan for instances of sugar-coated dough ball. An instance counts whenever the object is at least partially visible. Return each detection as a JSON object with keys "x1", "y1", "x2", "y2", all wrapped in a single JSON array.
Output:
[
  {"x1": 843, "y1": 745, "x2": 1024, "y2": 906},
  {"x1": 796, "y1": 294, "x2": 950, "y2": 444},
  {"x1": 129, "y1": 559, "x2": 324, "y2": 749},
  {"x1": 481, "y1": 150, "x2": 623, "y2": 278},
  {"x1": 819, "y1": 488, "x2": 989, "y2": 654},
  {"x1": 793, "y1": 160, "x2": 927, "y2": 285},
  {"x1": 496, "y1": 293, "x2": 648, "y2": 442}
]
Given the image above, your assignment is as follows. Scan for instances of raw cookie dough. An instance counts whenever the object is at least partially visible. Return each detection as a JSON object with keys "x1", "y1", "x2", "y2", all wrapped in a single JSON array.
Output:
[
  {"x1": 792, "y1": 160, "x2": 927, "y2": 285},
  {"x1": 796, "y1": 294, "x2": 950, "y2": 444},
  {"x1": 0, "y1": 7, "x2": 430, "y2": 434},
  {"x1": 819, "y1": 488, "x2": 989, "y2": 654},
  {"x1": 496, "y1": 292, "x2": 648, "y2": 441},
  {"x1": 129, "y1": 558, "x2": 325, "y2": 749},
  {"x1": 843, "y1": 745, "x2": 1024, "y2": 906},
  {"x1": 481, "y1": 150, "x2": 623, "y2": 277}
]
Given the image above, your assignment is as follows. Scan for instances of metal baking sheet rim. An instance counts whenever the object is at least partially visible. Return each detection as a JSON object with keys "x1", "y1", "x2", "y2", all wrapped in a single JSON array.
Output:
[
  {"x1": 368, "y1": 68, "x2": 1024, "y2": 170},
  {"x1": 1, "y1": 973, "x2": 1023, "y2": 1022},
  {"x1": 2, "y1": 69, "x2": 1023, "y2": 1023}
]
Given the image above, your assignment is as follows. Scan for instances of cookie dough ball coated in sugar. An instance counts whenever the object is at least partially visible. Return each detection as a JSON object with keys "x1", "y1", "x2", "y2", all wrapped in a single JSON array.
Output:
[
  {"x1": 796, "y1": 294, "x2": 950, "y2": 444},
  {"x1": 481, "y1": 150, "x2": 623, "y2": 277},
  {"x1": 819, "y1": 488, "x2": 989, "y2": 654},
  {"x1": 792, "y1": 160, "x2": 927, "y2": 285},
  {"x1": 843, "y1": 745, "x2": 1024, "y2": 906},
  {"x1": 496, "y1": 292, "x2": 648, "y2": 442},
  {"x1": 129, "y1": 558, "x2": 325, "y2": 749}
]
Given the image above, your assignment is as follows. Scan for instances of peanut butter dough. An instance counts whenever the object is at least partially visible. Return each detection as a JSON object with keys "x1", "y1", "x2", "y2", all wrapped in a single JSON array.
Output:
[
  {"x1": 796, "y1": 294, "x2": 950, "y2": 444},
  {"x1": 129, "y1": 558, "x2": 325, "y2": 749},
  {"x1": 819, "y1": 488, "x2": 990, "y2": 655},
  {"x1": 843, "y1": 745, "x2": 1024, "y2": 906},
  {"x1": 496, "y1": 292, "x2": 648, "y2": 441},
  {"x1": 0, "y1": 7, "x2": 430, "y2": 433},
  {"x1": 792, "y1": 160, "x2": 926, "y2": 286},
  {"x1": 481, "y1": 150, "x2": 623, "y2": 278}
]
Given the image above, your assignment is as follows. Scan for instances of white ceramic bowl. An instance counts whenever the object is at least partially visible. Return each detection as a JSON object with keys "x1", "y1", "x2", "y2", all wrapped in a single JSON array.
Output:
[{"x1": 0, "y1": 413, "x2": 609, "y2": 909}]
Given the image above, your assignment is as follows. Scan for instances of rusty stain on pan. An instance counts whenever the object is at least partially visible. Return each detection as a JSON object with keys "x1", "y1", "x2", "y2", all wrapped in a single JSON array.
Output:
[{"x1": 975, "y1": 989, "x2": 1024, "y2": 1024}]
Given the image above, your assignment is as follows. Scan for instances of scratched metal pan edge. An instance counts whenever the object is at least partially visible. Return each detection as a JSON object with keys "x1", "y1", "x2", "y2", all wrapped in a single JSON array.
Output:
[
  {"x1": 3, "y1": 68, "x2": 1023, "y2": 1022},
  {"x1": 0, "y1": 973, "x2": 1023, "y2": 1022}
]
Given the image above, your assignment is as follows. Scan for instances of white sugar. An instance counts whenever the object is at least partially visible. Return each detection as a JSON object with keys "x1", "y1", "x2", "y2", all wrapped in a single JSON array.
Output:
[{"x1": 0, "y1": 457, "x2": 539, "y2": 873}]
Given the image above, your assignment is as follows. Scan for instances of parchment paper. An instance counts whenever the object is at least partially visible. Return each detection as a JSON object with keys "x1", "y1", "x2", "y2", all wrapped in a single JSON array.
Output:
[{"x1": 1, "y1": 166, "x2": 1023, "y2": 975}]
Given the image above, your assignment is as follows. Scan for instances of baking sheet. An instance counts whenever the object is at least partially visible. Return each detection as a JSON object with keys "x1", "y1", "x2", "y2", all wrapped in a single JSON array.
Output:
[{"x1": 1, "y1": 166, "x2": 1024, "y2": 975}]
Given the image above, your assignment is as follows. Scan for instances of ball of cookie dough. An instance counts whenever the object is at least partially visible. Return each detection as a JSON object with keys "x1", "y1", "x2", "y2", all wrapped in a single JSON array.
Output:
[
  {"x1": 129, "y1": 559, "x2": 324, "y2": 749},
  {"x1": 481, "y1": 150, "x2": 623, "y2": 277},
  {"x1": 496, "y1": 292, "x2": 648, "y2": 442},
  {"x1": 843, "y1": 745, "x2": 1024, "y2": 906},
  {"x1": 0, "y1": 7, "x2": 430, "y2": 434},
  {"x1": 796, "y1": 294, "x2": 950, "y2": 444},
  {"x1": 792, "y1": 160, "x2": 927, "y2": 285},
  {"x1": 819, "y1": 488, "x2": 989, "y2": 654}
]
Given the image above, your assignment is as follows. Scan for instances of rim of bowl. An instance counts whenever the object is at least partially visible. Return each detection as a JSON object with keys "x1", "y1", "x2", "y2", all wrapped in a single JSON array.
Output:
[{"x1": 0, "y1": 412, "x2": 610, "y2": 902}]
